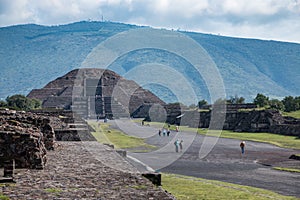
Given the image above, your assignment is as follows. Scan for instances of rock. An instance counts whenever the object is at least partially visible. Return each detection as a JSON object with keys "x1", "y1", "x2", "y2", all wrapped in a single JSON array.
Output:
[
  {"x1": 0, "y1": 110, "x2": 55, "y2": 150},
  {"x1": 142, "y1": 173, "x2": 162, "y2": 186},
  {"x1": 0, "y1": 110, "x2": 57, "y2": 170},
  {"x1": 0, "y1": 130, "x2": 47, "y2": 169},
  {"x1": 289, "y1": 154, "x2": 300, "y2": 160}
]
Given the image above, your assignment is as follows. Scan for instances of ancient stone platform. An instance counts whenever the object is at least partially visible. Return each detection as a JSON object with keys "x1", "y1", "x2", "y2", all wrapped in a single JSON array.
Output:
[{"x1": 0, "y1": 142, "x2": 174, "y2": 200}]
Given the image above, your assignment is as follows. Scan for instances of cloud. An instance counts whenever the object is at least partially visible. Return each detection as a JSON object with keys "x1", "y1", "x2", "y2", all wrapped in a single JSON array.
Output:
[
  {"x1": 0, "y1": 0, "x2": 33, "y2": 25},
  {"x1": 0, "y1": 0, "x2": 300, "y2": 43}
]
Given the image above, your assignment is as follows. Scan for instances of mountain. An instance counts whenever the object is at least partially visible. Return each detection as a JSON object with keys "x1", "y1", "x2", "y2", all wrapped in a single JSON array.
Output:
[{"x1": 1, "y1": 21, "x2": 299, "y2": 104}]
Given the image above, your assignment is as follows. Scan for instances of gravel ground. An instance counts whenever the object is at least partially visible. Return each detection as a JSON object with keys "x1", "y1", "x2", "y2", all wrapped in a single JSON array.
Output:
[{"x1": 0, "y1": 142, "x2": 174, "y2": 200}]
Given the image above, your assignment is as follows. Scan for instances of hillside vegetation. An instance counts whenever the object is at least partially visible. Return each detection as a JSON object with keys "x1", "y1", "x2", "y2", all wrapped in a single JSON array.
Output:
[{"x1": 1, "y1": 21, "x2": 299, "y2": 103}]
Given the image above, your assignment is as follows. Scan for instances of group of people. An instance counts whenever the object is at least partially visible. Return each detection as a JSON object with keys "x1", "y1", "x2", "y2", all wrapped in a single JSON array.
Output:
[
  {"x1": 158, "y1": 128, "x2": 171, "y2": 137},
  {"x1": 174, "y1": 139, "x2": 183, "y2": 153},
  {"x1": 157, "y1": 127, "x2": 184, "y2": 153},
  {"x1": 155, "y1": 123, "x2": 246, "y2": 155}
]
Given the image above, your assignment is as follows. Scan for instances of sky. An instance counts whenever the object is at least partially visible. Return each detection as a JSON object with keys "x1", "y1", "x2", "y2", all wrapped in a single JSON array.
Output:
[{"x1": 1, "y1": 0, "x2": 300, "y2": 43}]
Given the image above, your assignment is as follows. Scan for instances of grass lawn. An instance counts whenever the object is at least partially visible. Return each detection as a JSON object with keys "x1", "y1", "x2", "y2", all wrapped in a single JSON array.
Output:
[
  {"x1": 283, "y1": 110, "x2": 300, "y2": 119},
  {"x1": 139, "y1": 121, "x2": 300, "y2": 149},
  {"x1": 273, "y1": 167, "x2": 300, "y2": 173},
  {"x1": 162, "y1": 173, "x2": 298, "y2": 200},
  {"x1": 0, "y1": 194, "x2": 10, "y2": 200},
  {"x1": 211, "y1": 130, "x2": 300, "y2": 150},
  {"x1": 88, "y1": 121, "x2": 156, "y2": 151}
]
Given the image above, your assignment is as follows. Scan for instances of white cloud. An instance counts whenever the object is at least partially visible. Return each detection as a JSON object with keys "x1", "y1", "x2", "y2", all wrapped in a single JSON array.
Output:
[
  {"x1": 0, "y1": 0, "x2": 33, "y2": 25},
  {"x1": 218, "y1": 0, "x2": 281, "y2": 15},
  {"x1": 0, "y1": 0, "x2": 300, "y2": 43}
]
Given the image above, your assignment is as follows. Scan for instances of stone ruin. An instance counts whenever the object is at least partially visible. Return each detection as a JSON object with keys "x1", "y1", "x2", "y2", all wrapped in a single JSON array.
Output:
[
  {"x1": 27, "y1": 68, "x2": 165, "y2": 119},
  {"x1": 0, "y1": 110, "x2": 56, "y2": 179},
  {"x1": 0, "y1": 108, "x2": 103, "y2": 182},
  {"x1": 0, "y1": 110, "x2": 55, "y2": 151},
  {"x1": 146, "y1": 104, "x2": 300, "y2": 137},
  {"x1": 31, "y1": 109, "x2": 96, "y2": 141}
]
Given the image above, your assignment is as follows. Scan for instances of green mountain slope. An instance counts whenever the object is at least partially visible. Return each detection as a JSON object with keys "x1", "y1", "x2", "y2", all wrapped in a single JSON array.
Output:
[{"x1": 0, "y1": 21, "x2": 299, "y2": 103}]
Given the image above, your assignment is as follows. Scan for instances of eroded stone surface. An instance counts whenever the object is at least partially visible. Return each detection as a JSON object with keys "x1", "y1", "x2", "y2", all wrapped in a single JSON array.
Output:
[
  {"x1": 0, "y1": 110, "x2": 50, "y2": 169},
  {"x1": 0, "y1": 110, "x2": 55, "y2": 150},
  {"x1": 1, "y1": 142, "x2": 175, "y2": 200}
]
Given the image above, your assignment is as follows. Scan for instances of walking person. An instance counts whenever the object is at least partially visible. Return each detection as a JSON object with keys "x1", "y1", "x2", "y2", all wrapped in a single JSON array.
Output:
[
  {"x1": 174, "y1": 139, "x2": 179, "y2": 152},
  {"x1": 158, "y1": 129, "x2": 161, "y2": 136},
  {"x1": 179, "y1": 140, "x2": 183, "y2": 152},
  {"x1": 163, "y1": 129, "x2": 166, "y2": 136},
  {"x1": 167, "y1": 129, "x2": 170, "y2": 137},
  {"x1": 240, "y1": 141, "x2": 245, "y2": 155}
]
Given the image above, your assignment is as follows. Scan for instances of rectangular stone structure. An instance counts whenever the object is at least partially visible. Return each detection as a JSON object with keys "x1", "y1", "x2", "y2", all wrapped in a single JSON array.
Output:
[
  {"x1": 3, "y1": 159, "x2": 14, "y2": 177},
  {"x1": 142, "y1": 173, "x2": 161, "y2": 186}
]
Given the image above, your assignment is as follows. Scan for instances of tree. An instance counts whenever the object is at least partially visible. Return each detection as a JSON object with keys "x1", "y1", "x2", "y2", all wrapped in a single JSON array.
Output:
[
  {"x1": 0, "y1": 100, "x2": 7, "y2": 107},
  {"x1": 227, "y1": 95, "x2": 245, "y2": 104},
  {"x1": 31, "y1": 98, "x2": 42, "y2": 109},
  {"x1": 282, "y1": 96, "x2": 299, "y2": 112},
  {"x1": 236, "y1": 96, "x2": 245, "y2": 104},
  {"x1": 253, "y1": 93, "x2": 269, "y2": 107},
  {"x1": 198, "y1": 99, "x2": 208, "y2": 108},
  {"x1": 295, "y1": 96, "x2": 300, "y2": 111},
  {"x1": 269, "y1": 99, "x2": 284, "y2": 111},
  {"x1": 6, "y1": 94, "x2": 41, "y2": 111}
]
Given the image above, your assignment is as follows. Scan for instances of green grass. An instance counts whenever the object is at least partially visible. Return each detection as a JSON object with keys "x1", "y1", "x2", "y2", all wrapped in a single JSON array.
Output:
[
  {"x1": 162, "y1": 173, "x2": 298, "y2": 200},
  {"x1": 283, "y1": 110, "x2": 300, "y2": 119},
  {"x1": 273, "y1": 167, "x2": 300, "y2": 173},
  {"x1": 130, "y1": 185, "x2": 148, "y2": 190},
  {"x1": 143, "y1": 121, "x2": 300, "y2": 149},
  {"x1": 88, "y1": 121, "x2": 156, "y2": 150},
  {"x1": 238, "y1": 107, "x2": 267, "y2": 112},
  {"x1": 211, "y1": 130, "x2": 300, "y2": 150},
  {"x1": 44, "y1": 188, "x2": 63, "y2": 193},
  {"x1": 0, "y1": 194, "x2": 10, "y2": 200}
]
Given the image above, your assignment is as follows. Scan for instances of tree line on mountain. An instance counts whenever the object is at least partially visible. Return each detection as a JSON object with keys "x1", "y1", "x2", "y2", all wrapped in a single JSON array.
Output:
[
  {"x1": 197, "y1": 93, "x2": 300, "y2": 112},
  {"x1": 0, "y1": 94, "x2": 41, "y2": 111}
]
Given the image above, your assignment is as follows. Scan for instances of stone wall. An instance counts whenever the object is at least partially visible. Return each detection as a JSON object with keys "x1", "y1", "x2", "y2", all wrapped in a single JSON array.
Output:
[
  {"x1": 0, "y1": 110, "x2": 56, "y2": 169},
  {"x1": 0, "y1": 130, "x2": 47, "y2": 169},
  {"x1": 0, "y1": 110, "x2": 55, "y2": 150},
  {"x1": 0, "y1": 114, "x2": 46, "y2": 170},
  {"x1": 163, "y1": 108, "x2": 300, "y2": 136},
  {"x1": 32, "y1": 109, "x2": 96, "y2": 141},
  {"x1": 270, "y1": 124, "x2": 300, "y2": 136},
  {"x1": 0, "y1": 109, "x2": 97, "y2": 171}
]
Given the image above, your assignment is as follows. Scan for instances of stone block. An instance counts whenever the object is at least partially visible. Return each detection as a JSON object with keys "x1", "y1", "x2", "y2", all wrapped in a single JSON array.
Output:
[
  {"x1": 142, "y1": 173, "x2": 161, "y2": 186},
  {"x1": 116, "y1": 150, "x2": 127, "y2": 157}
]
